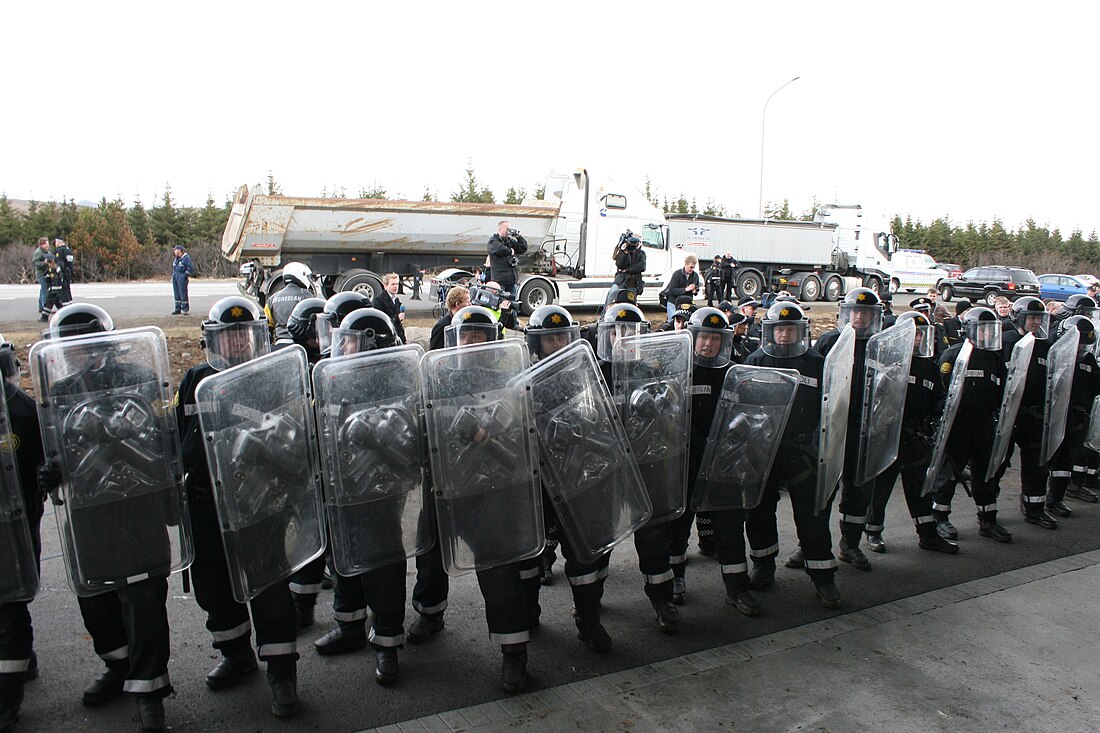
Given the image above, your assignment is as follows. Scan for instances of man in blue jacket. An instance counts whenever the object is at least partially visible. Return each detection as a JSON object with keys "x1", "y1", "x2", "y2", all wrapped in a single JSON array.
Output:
[{"x1": 171, "y1": 245, "x2": 194, "y2": 315}]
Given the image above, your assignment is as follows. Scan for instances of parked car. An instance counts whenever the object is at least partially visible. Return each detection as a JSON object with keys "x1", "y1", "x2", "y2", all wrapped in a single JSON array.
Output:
[
  {"x1": 938, "y1": 265, "x2": 1041, "y2": 305},
  {"x1": 1038, "y1": 273, "x2": 1091, "y2": 301},
  {"x1": 1075, "y1": 273, "x2": 1099, "y2": 287},
  {"x1": 935, "y1": 262, "x2": 963, "y2": 278}
]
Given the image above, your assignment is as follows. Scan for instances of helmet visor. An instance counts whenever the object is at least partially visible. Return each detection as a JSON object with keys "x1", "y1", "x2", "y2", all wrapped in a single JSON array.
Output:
[
  {"x1": 444, "y1": 321, "x2": 500, "y2": 348},
  {"x1": 837, "y1": 303, "x2": 883, "y2": 338},
  {"x1": 316, "y1": 315, "x2": 336, "y2": 355},
  {"x1": 204, "y1": 321, "x2": 270, "y2": 370},
  {"x1": 330, "y1": 327, "x2": 382, "y2": 358},
  {"x1": 687, "y1": 326, "x2": 733, "y2": 368},
  {"x1": 761, "y1": 321, "x2": 809, "y2": 358},
  {"x1": 913, "y1": 324, "x2": 935, "y2": 358},
  {"x1": 1015, "y1": 312, "x2": 1050, "y2": 340},
  {"x1": 525, "y1": 325, "x2": 581, "y2": 361},
  {"x1": 966, "y1": 320, "x2": 1001, "y2": 351},
  {"x1": 597, "y1": 321, "x2": 648, "y2": 361}
]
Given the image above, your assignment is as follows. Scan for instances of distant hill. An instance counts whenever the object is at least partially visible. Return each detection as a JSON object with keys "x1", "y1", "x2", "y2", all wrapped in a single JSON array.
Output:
[{"x1": 4, "y1": 198, "x2": 95, "y2": 214}]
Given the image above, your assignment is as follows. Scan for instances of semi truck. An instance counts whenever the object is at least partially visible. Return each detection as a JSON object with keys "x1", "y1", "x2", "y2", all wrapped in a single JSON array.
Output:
[
  {"x1": 666, "y1": 203, "x2": 897, "y2": 301},
  {"x1": 220, "y1": 169, "x2": 684, "y2": 314}
]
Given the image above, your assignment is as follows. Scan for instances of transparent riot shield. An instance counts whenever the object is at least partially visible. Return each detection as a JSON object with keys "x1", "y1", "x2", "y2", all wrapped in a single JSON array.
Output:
[
  {"x1": 313, "y1": 345, "x2": 431, "y2": 577},
  {"x1": 1041, "y1": 329, "x2": 1081, "y2": 465},
  {"x1": 1086, "y1": 395, "x2": 1100, "y2": 451},
  {"x1": 984, "y1": 333, "x2": 1035, "y2": 480},
  {"x1": 814, "y1": 325, "x2": 855, "y2": 514},
  {"x1": 528, "y1": 341, "x2": 651, "y2": 563},
  {"x1": 29, "y1": 327, "x2": 193, "y2": 596},
  {"x1": 612, "y1": 331, "x2": 692, "y2": 524},
  {"x1": 920, "y1": 340, "x2": 974, "y2": 496},
  {"x1": 854, "y1": 320, "x2": 916, "y2": 486},
  {"x1": 421, "y1": 339, "x2": 543, "y2": 575},
  {"x1": 196, "y1": 345, "x2": 325, "y2": 602},
  {"x1": 0, "y1": 393, "x2": 38, "y2": 603},
  {"x1": 691, "y1": 365, "x2": 801, "y2": 511}
]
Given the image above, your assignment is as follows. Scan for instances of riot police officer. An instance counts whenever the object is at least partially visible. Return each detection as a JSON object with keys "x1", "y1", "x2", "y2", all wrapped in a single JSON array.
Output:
[
  {"x1": 910, "y1": 297, "x2": 950, "y2": 358},
  {"x1": 1056, "y1": 295, "x2": 1100, "y2": 501},
  {"x1": 744, "y1": 302, "x2": 841, "y2": 608},
  {"x1": 0, "y1": 338, "x2": 45, "y2": 733},
  {"x1": 811, "y1": 287, "x2": 883, "y2": 571},
  {"x1": 932, "y1": 307, "x2": 1011, "y2": 543},
  {"x1": 595, "y1": 303, "x2": 682, "y2": 633},
  {"x1": 37, "y1": 304, "x2": 175, "y2": 731},
  {"x1": 1046, "y1": 316, "x2": 1100, "y2": 512},
  {"x1": 523, "y1": 305, "x2": 616, "y2": 652},
  {"x1": 864, "y1": 312, "x2": 958, "y2": 554},
  {"x1": 316, "y1": 291, "x2": 373, "y2": 357},
  {"x1": 315, "y1": 307, "x2": 411, "y2": 685},
  {"x1": 264, "y1": 262, "x2": 314, "y2": 341},
  {"x1": 176, "y1": 297, "x2": 301, "y2": 718}
]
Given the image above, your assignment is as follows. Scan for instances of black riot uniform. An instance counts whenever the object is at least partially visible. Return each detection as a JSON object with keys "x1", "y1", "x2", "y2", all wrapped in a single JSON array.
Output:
[
  {"x1": 1046, "y1": 317, "x2": 1100, "y2": 511},
  {"x1": 264, "y1": 264, "x2": 313, "y2": 342},
  {"x1": 744, "y1": 303, "x2": 841, "y2": 608},
  {"x1": 176, "y1": 297, "x2": 301, "y2": 718},
  {"x1": 1050, "y1": 296, "x2": 1100, "y2": 501},
  {"x1": 36, "y1": 304, "x2": 174, "y2": 730},
  {"x1": 595, "y1": 303, "x2": 682, "y2": 633},
  {"x1": 311, "y1": 308, "x2": 410, "y2": 685},
  {"x1": 813, "y1": 288, "x2": 882, "y2": 571},
  {"x1": 864, "y1": 312, "x2": 957, "y2": 553},
  {"x1": 0, "y1": 342, "x2": 46, "y2": 729},
  {"x1": 520, "y1": 305, "x2": 614, "y2": 652},
  {"x1": 931, "y1": 307, "x2": 1011, "y2": 542},
  {"x1": 910, "y1": 298, "x2": 951, "y2": 359},
  {"x1": 993, "y1": 298, "x2": 1058, "y2": 528}
]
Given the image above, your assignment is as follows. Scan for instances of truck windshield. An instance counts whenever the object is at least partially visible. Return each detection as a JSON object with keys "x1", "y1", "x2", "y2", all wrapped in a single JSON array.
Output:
[{"x1": 641, "y1": 228, "x2": 665, "y2": 250}]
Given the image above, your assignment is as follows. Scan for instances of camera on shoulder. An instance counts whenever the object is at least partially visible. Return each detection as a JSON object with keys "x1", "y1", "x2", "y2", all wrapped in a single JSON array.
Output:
[{"x1": 469, "y1": 285, "x2": 503, "y2": 310}]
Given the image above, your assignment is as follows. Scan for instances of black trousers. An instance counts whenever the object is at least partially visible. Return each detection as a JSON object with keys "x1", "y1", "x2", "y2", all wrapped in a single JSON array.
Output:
[
  {"x1": 867, "y1": 436, "x2": 938, "y2": 538},
  {"x1": 933, "y1": 416, "x2": 999, "y2": 518},
  {"x1": 837, "y1": 429, "x2": 875, "y2": 544},
  {"x1": 745, "y1": 443, "x2": 837, "y2": 583},
  {"x1": 330, "y1": 562, "x2": 407, "y2": 648},
  {"x1": 189, "y1": 489, "x2": 297, "y2": 673},
  {"x1": 77, "y1": 577, "x2": 172, "y2": 698},
  {"x1": 712, "y1": 508, "x2": 749, "y2": 592},
  {"x1": 1048, "y1": 419, "x2": 1090, "y2": 503},
  {"x1": 0, "y1": 497, "x2": 44, "y2": 705}
]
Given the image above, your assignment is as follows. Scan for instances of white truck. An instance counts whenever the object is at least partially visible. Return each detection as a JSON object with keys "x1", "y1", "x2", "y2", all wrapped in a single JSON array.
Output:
[
  {"x1": 665, "y1": 203, "x2": 897, "y2": 301},
  {"x1": 220, "y1": 169, "x2": 681, "y2": 314}
]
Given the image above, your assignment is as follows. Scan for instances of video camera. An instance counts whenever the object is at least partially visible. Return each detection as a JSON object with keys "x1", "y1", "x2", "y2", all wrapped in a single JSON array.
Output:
[
  {"x1": 469, "y1": 284, "x2": 508, "y2": 310},
  {"x1": 618, "y1": 230, "x2": 641, "y2": 251}
]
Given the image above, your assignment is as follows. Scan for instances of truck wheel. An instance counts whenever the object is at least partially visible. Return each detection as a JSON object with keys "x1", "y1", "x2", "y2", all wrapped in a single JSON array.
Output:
[
  {"x1": 342, "y1": 273, "x2": 384, "y2": 301},
  {"x1": 824, "y1": 277, "x2": 843, "y2": 302},
  {"x1": 519, "y1": 281, "x2": 553, "y2": 316},
  {"x1": 889, "y1": 278, "x2": 900, "y2": 294},
  {"x1": 735, "y1": 271, "x2": 765, "y2": 299},
  {"x1": 939, "y1": 285, "x2": 953, "y2": 301},
  {"x1": 800, "y1": 276, "x2": 821, "y2": 302},
  {"x1": 865, "y1": 277, "x2": 883, "y2": 296}
]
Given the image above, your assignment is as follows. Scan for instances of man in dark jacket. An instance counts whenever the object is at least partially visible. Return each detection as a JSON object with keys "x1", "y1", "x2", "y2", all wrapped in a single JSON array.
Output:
[
  {"x1": 429, "y1": 286, "x2": 471, "y2": 351},
  {"x1": 487, "y1": 221, "x2": 528, "y2": 294},
  {"x1": 53, "y1": 238, "x2": 75, "y2": 304},
  {"x1": 370, "y1": 273, "x2": 407, "y2": 344},
  {"x1": 664, "y1": 255, "x2": 701, "y2": 319},
  {"x1": 608, "y1": 233, "x2": 647, "y2": 305}
]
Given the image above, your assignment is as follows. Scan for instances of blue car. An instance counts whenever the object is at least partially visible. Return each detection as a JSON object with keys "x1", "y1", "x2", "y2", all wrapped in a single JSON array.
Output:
[{"x1": 1038, "y1": 273, "x2": 1090, "y2": 301}]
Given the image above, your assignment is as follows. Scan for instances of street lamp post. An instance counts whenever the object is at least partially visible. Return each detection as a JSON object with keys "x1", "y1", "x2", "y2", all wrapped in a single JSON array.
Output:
[{"x1": 758, "y1": 76, "x2": 800, "y2": 219}]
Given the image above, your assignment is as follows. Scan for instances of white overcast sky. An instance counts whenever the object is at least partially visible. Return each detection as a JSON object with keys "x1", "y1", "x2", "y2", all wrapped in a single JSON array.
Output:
[{"x1": 4, "y1": 1, "x2": 1098, "y2": 235}]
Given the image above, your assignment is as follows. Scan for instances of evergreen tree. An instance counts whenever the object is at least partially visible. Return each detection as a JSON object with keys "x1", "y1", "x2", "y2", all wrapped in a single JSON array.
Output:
[
  {"x1": 0, "y1": 195, "x2": 23, "y2": 246},
  {"x1": 422, "y1": 187, "x2": 436, "y2": 202},
  {"x1": 534, "y1": 184, "x2": 546, "y2": 201},
  {"x1": 149, "y1": 187, "x2": 184, "y2": 247},
  {"x1": 450, "y1": 166, "x2": 494, "y2": 203},
  {"x1": 194, "y1": 194, "x2": 229, "y2": 243},
  {"x1": 128, "y1": 196, "x2": 151, "y2": 246},
  {"x1": 359, "y1": 183, "x2": 387, "y2": 199},
  {"x1": 504, "y1": 186, "x2": 526, "y2": 205},
  {"x1": 266, "y1": 172, "x2": 282, "y2": 195}
]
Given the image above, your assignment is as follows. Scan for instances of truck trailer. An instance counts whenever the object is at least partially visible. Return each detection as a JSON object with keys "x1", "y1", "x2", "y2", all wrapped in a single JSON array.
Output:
[
  {"x1": 666, "y1": 203, "x2": 897, "y2": 302},
  {"x1": 220, "y1": 170, "x2": 684, "y2": 314}
]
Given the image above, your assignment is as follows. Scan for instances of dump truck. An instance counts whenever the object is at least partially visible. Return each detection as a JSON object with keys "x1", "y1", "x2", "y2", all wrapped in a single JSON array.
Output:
[{"x1": 220, "y1": 169, "x2": 684, "y2": 314}]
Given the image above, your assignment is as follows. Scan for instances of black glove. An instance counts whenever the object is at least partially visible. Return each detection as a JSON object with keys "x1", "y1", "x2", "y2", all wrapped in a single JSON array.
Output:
[{"x1": 37, "y1": 464, "x2": 64, "y2": 505}]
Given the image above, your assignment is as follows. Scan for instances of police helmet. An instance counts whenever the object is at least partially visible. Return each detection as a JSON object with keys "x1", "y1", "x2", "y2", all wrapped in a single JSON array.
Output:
[
  {"x1": 47, "y1": 303, "x2": 115, "y2": 340},
  {"x1": 909, "y1": 297, "x2": 934, "y2": 315},
  {"x1": 1063, "y1": 294, "x2": 1098, "y2": 318},
  {"x1": 281, "y1": 261, "x2": 313, "y2": 290},
  {"x1": 961, "y1": 306, "x2": 1002, "y2": 351},
  {"x1": 445, "y1": 305, "x2": 503, "y2": 348},
  {"x1": 597, "y1": 303, "x2": 649, "y2": 361},
  {"x1": 318, "y1": 292, "x2": 373, "y2": 354},
  {"x1": 896, "y1": 310, "x2": 935, "y2": 358},
  {"x1": 687, "y1": 307, "x2": 734, "y2": 368},
  {"x1": 761, "y1": 302, "x2": 810, "y2": 358},
  {"x1": 202, "y1": 296, "x2": 269, "y2": 371},
  {"x1": 1010, "y1": 296, "x2": 1049, "y2": 338},
  {"x1": 0, "y1": 335, "x2": 18, "y2": 381},
  {"x1": 1059, "y1": 315, "x2": 1098, "y2": 352},
  {"x1": 837, "y1": 287, "x2": 884, "y2": 338},
  {"x1": 331, "y1": 307, "x2": 399, "y2": 357},
  {"x1": 525, "y1": 305, "x2": 580, "y2": 361},
  {"x1": 286, "y1": 297, "x2": 327, "y2": 343}
]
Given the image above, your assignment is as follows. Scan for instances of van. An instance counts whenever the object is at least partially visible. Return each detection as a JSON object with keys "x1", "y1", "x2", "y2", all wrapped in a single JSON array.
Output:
[{"x1": 890, "y1": 249, "x2": 947, "y2": 294}]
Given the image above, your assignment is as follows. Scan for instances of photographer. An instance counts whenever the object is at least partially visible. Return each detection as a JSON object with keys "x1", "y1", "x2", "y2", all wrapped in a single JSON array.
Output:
[
  {"x1": 607, "y1": 231, "x2": 647, "y2": 305},
  {"x1": 469, "y1": 280, "x2": 519, "y2": 332},
  {"x1": 487, "y1": 220, "x2": 528, "y2": 294}
]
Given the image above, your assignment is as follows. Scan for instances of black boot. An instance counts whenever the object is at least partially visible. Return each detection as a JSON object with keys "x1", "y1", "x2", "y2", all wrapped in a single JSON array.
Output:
[
  {"x1": 576, "y1": 620, "x2": 613, "y2": 653},
  {"x1": 267, "y1": 670, "x2": 298, "y2": 718},
  {"x1": 206, "y1": 648, "x2": 258, "y2": 690},
  {"x1": 314, "y1": 625, "x2": 368, "y2": 656},
  {"x1": 652, "y1": 599, "x2": 681, "y2": 634},
  {"x1": 917, "y1": 527, "x2": 959, "y2": 554},
  {"x1": 1020, "y1": 498, "x2": 1057, "y2": 530},
  {"x1": 1046, "y1": 499, "x2": 1072, "y2": 517},
  {"x1": 135, "y1": 696, "x2": 166, "y2": 732},
  {"x1": 500, "y1": 644, "x2": 528, "y2": 693},
  {"x1": 748, "y1": 558, "x2": 776, "y2": 590},
  {"x1": 407, "y1": 613, "x2": 445, "y2": 644},
  {"x1": 82, "y1": 661, "x2": 127, "y2": 705},
  {"x1": 723, "y1": 574, "x2": 761, "y2": 617},
  {"x1": 838, "y1": 536, "x2": 872, "y2": 571},
  {"x1": 812, "y1": 577, "x2": 841, "y2": 609},
  {"x1": 374, "y1": 647, "x2": 399, "y2": 686},
  {"x1": 978, "y1": 511, "x2": 1012, "y2": 543}
]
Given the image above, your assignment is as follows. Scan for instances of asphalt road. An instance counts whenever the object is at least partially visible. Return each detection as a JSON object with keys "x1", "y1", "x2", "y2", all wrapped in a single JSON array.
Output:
[{"x1": 13, "y1": 465, "x2": 1100, "y2": 732}]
